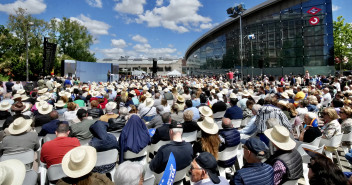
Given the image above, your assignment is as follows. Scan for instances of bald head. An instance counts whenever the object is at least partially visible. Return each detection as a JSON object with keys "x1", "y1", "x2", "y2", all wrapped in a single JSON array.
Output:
[
  {"x1": 50, "y1": 110, "x2": 59, "y2": 119},
  {"x1": 222, "y1": 117, "x2": 233, "y2": 129}
]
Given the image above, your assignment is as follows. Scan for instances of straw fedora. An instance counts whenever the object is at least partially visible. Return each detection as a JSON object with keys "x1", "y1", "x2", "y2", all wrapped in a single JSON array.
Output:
[
  {"x1": 264, "y1": 125, "x2": 296, "y2": 151},
  {"x1": 8, "y1": 117, "x2": 32, "y2": 135},
  {"x1": 280, "y1": 92, "x2": 289, "y2": 99},
  {"x1": 144, "y1": 92, "x2": 152, "y2": 98},
  {"x1": 221, "y1": 89, "x2": 228, "y2": 95},
  {"x1": 11, "y1": 102, "x2": 26, "y2": 112},
  {"x1": 17, "y1": 89, "x2": 25, "y2": 95},
  {"x1": 62, "y1": 146, "x2": 97, "y2": 178},
  {"x1": 199, "y1": 106, "x2": 213, "y2": 117},
  {"x1": 105, "y1": 102, "x2": 117, "y2": 110},
  {"x1": 91, "y1": 91, "x2": 100, "y2": 97},
  {"x1": 230, "y1": 93, "x2": 237, "y2": 99},
  {"x1": 177, "y1": 95, "x2": 185, "y2": 103},
  {"x1": 37, "y1": 96, "x2": 49, "y2": 102},
  {"x1": 145, "y1": 98, "x2": 154, "y2": 108},
  {"x1": 11, "y1": 94, "x2": 21, "y2": 100},
  {"x1": 21, "y1": 102, "x2": 31, "y2": 113},
  {"x1": 143, "y1": 86, "x2": 149, "y2": 91},
  {"x1": 20, "y1": 95, "x2": 29, "y2": 101},
  {"x1": 197, "y1": 117, "x2": 219, "y2": 135},
  {"x1": 0, "y1": 101, "x2": 11, "y2": 111},
  {"x1": 0, "y1": 159, "x2": 26, "y2": 185},
  {"x1": 54, "y1": 100, "x2": 66, "y2": 108},
  {"x1": 130, "y1": 90, "x2": 136, "y2": 95},
  {"x1": 38, "y1": 103, "x2": 53, "y2": 115}
]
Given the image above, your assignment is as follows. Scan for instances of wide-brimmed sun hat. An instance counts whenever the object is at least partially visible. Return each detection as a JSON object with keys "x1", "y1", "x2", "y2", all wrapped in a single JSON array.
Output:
[
  {"x1": 20, "y1": 94, "x2": 29, "y2": 101},
  {"x1": 91, "y1": 91, "x2": 100, "y2": 97},
  {"x1": 197, "y1": 116, "x2": 219, "y2": 135},
  {"x1": 0, "y1": 159, "x2": 26, "y2": 185},
  {"x1": 21, "y1": 102, "x2": 31, "y2": 113},
  {"x1": 11, "y1": 102, "x2": 26, "y2": 112},
  {"x1": 177, "y1": 95, "x2": 185, "y2": 103},
  {"x1": 230, "y1": 93, "x2": 237, "y2": 99},
  {"x1": 264, "y1": 125, "x2": 296, "y2": 151},
  {"x1": 54, "y1": 100, "x2": 66, "y2": 108},
  {"x1": 8, "y1": 117, "x2": 32, "y2": 135},
  {"x1": 17, "y1": 89, "x2": 25, "y2": 95},
  {"x1": 144, "y1": 92, "x2": 152, "y2": 98},
  {"x1": 199, "y1": 106, "x2": 213, "y2": 117},
  {"x1": 280, "y1": 92, "x2": 289, "y2": 99},
  {"x1": 0, "y1": 101, "x2": 11, "y2": 111},
  {"x1": 62, "y1": 146, "x2": 97, "y2": 178},
  {"x1": 37, "y1": 95, "x2": 49, "y2": 102},
  {"x1": 38, "y1": 103, "x2": 53, "y2": 115},
  {"x1": 105, "y1": 102, "x2": 117, "y2": 110},
  {"x1": 11, "y1": 94, "x2": 21, "y2": 100},
  {"x1": 145, "y1": 98, "x2": 154, "y2": 108}
]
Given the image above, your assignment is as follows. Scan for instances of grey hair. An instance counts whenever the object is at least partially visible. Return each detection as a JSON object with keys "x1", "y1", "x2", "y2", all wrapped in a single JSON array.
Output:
[
  {"x1": 252, "y1": 104, "x2": 262, "y2": 115},
  {"x1": 171, "y1": 128, "x2": 183, "y2": 135},
  {"x1": 114, "y1": 161, "x2": 144, "y2": 185},
  {"x1": 119, "y1": 107, "x2": 129, "y2": 116},
  {"x1": 266, "y1": 118, "x2": 280, "y2": 129},
  {"x1": 305, "y1": 112, "x2": 318, "y2": 121}
]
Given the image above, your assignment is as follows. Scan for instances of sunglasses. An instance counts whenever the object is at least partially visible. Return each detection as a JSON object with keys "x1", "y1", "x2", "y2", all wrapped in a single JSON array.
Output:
[{"x1": 340, "y1": 111, "x2": 346, "y2": 114}]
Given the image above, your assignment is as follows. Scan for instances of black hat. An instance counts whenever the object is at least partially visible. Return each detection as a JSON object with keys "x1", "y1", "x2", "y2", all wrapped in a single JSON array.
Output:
[
  {"x1": 195, "y1": 152, "x2": 220, "y2": 184},
  {"x1": 244, "y1": 137, "x2": 268, "y2": 156},
  {"x1": 169, "y1": 120, "x2": 183, "y2": 129}
]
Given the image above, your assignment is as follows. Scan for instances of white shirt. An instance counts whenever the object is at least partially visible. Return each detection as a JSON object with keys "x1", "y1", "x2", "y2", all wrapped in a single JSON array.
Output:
[
  {"x1": 139, "y1": 106, "x2": 157, "y2": 117},
  {"x1": 333, "y1": 82, "x2": 341, "y2": 92},
  {"x1": 322, "y1": 93, "x2": 332, "y2": 107},
  {"x1": 12, "y1": 83, "x2": 23, "y2": 91},
  {"x1": 63, "y1": 110, "x2": 78, "y2": 122}
]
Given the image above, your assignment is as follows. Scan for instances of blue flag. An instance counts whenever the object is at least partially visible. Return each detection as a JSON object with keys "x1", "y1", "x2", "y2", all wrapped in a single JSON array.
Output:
[
  {"x1": 158, "y1": 152, "x2": 176, "y2": 185},
  {"x1": 149, "y1": 128, "x2": 156, "y2": 137}
]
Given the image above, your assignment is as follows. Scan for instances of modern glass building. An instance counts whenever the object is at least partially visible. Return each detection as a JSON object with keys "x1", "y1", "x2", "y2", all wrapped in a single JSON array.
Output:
[{"x1": 184, "y1": 0, "x2": 334, "y2": 76}]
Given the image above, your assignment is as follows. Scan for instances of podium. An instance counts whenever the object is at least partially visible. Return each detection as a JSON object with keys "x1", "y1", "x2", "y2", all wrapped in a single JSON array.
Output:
[{"x1": 111, "y1": 74, "x2": 119, "y2": 82}]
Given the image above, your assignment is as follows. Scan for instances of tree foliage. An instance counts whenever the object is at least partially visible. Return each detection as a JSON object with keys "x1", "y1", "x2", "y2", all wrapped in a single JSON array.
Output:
[
  {"x1": 333, "y1": 16, "x2": 352, "y2": 70},
  {"x1": 0, "y1": 8, "x2": 96, "y2": 80}
]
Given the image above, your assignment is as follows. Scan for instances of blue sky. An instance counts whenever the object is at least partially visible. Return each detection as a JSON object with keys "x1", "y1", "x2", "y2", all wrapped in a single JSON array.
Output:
[{"x1": 0, "y1": 0, "x2": 350, "y2": 60}]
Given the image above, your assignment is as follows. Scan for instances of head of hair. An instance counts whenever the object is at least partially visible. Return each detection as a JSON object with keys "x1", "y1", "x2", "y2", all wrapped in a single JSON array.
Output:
[
  {"x1": 252, "y1": 104, "x2": 262, "y2": 115},
  {"x1": 171, "y1": 104, "x2": 179, "y2": 114},
  {"x1": 221, "y1": 117, "x2": 232, "y2": 129},
  {"x1": 309, "y1": 155, "x2": 348, "y2": 185},
  {"x1": 286, "y1": 103, "x2": 298, "y2": 117},
  {"x1": 332, "y1": 98, "x2": 344, "y2": 108},
  {"x1": 114, "y1": 161, "x2": 144, "y2": 185},
  {"x1": 161, "y1": 98, "x2": 168, "y2": 106},
  {"x1": 50, "y1": 110, "x2": 59, "y2": 120},
  {"x1": 119, "y1": 107, "x2": 128, "y2": 116},
  {"x1": 56, "y1": 122, "x2": 69, "y2": 133},
  {"x1": 67, "y1": 102, "x2": 76, "y2": 111},
  {"x1": 230, "y1": 98, "x2": 238, "y2": 106},
  {"x1": 129, "y1": 105, "x2": 137, "y2": 113},
  {"x1": 154, "y1": 93, "x2": 160, "y2": 99},
  {"x1": 246, "y1": 99, "x2": 255, "y2": 108},
  {"x1": 200, "y1": 94, "x2": 207, "y2": 103},
  {"x1": 76, "y1": 109, "x2": 87, "y2": 119},
  {"x1": 200, "y1": 131, "x2": 221, "y2": 160},
  {"x1": 161, "y1": 112, "x2": 171, "y2": 123},
  {"x1": 139, "y1": 95, "x2": 146, "y2": 103},
  {"x1": 60, "y1": 95, "x2": 68, "y2": 103},
  {"x1": 341, "y1": 106, "x2": 352, "y2": 117},
  {"x1": 90, "y1": 100, "x2": 99, "y2": 108},
  {"x1": 323, "y1": 107, "x2": 339, "y2": 120},
  {"x1": 185, "y1": 100, "x2": 192, "y2": 108},
  {"x1": 183, "y1": 110, "x2": 193, "y2": 121}
]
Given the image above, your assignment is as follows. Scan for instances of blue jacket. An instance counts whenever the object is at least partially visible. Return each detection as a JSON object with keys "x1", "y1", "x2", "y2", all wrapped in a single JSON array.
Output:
[
  {"x1": 38, "y1": 120, "x2": 62, "y2": 136},
  {"x1": 218, "y1": 128, "x2": 241, "y2": 167},
  {"x1": 224, "y1": 105, "x2": 243, "y2": 120},
  {"x1": 232, "y1": 163, "x2": 274, "y2": 185},
  {"x1": 89, "y1": 121, "x2": 119, "y2": 152}
]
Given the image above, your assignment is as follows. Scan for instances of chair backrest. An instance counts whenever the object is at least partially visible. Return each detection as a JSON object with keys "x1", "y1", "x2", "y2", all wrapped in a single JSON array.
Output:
[
  {"x1": 342, "y1": 131, "x2": 352, "y2": 142},
  {"x1": 231, "y1": 119, "x2": 242, "y2": 128},
  {"x1": 24, "y1": 170, "x2": 38, "y2": 185},
  {"x1": 308, "y1": 136, "x2": 322, "y2": 147},
  {"x1": 44, "y1": 134, "x2": 56, "y2": 143},
  {"x1": 47, "y1": 164, "x2": 66, "y2": 182},
  {"x1": 96, "y1": 149, "x2": 118, "y2": 167},
  {"x1": 0, "y1": 149, "x2": 34, "y2": 171},
  {"x1": 216, "y1": 120, "x2": 223, "y2": 129},
  {"x1": 218, "y1": 145, "x2": 239, "y2": 161},
  {"x1": 143, "y1": 174, "x2": 155, "y2": 185},
  {"x1": 320, "y1": 134, "x2": 343, "y2": 148},
  {"x1": 241, "y1": 117, "x2": 251, "y2": 127},
  {"x1": 182, "y1": 131, "x2": 198, "y2": 143},
  {"x1": 124, "y1": 147, "x2": 148, "y2": 160},
  {"x1": 150, "y1": 140, "x2": 170, "y2": 155},
  {"x1": 282, "y1": 179, "x2": 298, "y2": 185},
  {"x1": 154, "y1": 165, "x2": 191, "y2": 184}
]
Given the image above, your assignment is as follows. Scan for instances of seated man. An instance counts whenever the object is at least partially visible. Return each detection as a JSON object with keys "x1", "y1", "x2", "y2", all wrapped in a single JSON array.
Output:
[
  {"x1": 70, "y1": 109, "x2": 95, "y2": 140},
  {"x1": 190, "y1": 152, "x2": 229, "y2": 185},
  {"x1": 151, "y1": 112, "x2": 171, "y2": 144},
  {"x1": 108, "y1": 107, "x2": 128, "y2": 132},
  {"x1": 149, "y1": 121, "x2": 193, "y2": 175},
  {"x1": 231, "y1": 137, "x2": 274, "y2": 185},
  {"x1": 219, "y1": 118, "x2": 240, "y2": 152},
  {"x1": 40, "y1": 122, "x2": 80, "y2": 168},
  {"x1": 100, "y1": 102, "x2": 118, "y2": 122},
  {"x1": 147, "y1": 105, "x2": 165, "y2": 129},
  {"x1": 38, "y1": 111, "x2": 62, "y2": 136},
  {"x1": 224, "y1": 94, "x2": 243, "y2": 120},
  {"x1": 298, "y1": 112, "x2": 321, "y2": 143}
]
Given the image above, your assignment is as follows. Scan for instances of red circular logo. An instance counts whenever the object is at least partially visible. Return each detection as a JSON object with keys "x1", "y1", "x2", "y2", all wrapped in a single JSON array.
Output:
[{"x1": 309, "y1": 16, "x2": 320, "y2": 25}]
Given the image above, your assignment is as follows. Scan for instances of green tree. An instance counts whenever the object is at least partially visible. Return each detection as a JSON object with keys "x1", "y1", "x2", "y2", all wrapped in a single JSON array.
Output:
[
  {"x1": 49, "y1": 17, "x2": 96, "y2": 62},
  {"x1": 334, "y1": 16, "x2": 352, "y2": 70}
]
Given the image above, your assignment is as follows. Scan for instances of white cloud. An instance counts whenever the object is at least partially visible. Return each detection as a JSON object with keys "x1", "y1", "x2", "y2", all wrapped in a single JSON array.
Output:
[
  {"x1": 132, "y1": 34, "x2": 148, "y2": 43},
  {"x1": 114, "y1": 0, "x2": 146, "y2": 15},
  {"x1": 70, "y1": 14, "x2": 111, "y2": 35},
  {"x1": 0, "y1": 0, "x2": 46, "y2": 14},
  {"x1": 168, "y1": 44, "x2": 174, "y2": 48},
  {"x1": 111, "y1": 33, "x2": 117, "y2": 37},
  {"x1": 111, "y1": 39, "x2": 127, "y2": 48},
  {"x1": 156, "y1": 0, "x2": 163, "y2": 6},
  {"x1": 133, "y1": 43, "x2": 151, "y2": 53},
  {"x1": 100, "y1": 48, "x2": 125, "y2": 58},
  {"x1": 332, "y1": 4, "x2": 341, "y2": 12},
  {"x1": 86, "y1": 0, "x2": 102, "y2": 8},
  {"x1": 137, "y1": 0, "x2": 212, "y2": 33}
]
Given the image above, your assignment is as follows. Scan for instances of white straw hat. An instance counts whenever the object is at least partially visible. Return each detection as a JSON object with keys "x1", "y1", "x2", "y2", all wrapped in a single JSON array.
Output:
[
  {"x1": 8, "y1": 117, "x2": 32, "y2": 135},
  {"x1": 38, "y1": 103, "x2": 53, "y2": 115},
  {"x1": 144, "y1": 92, "x2": 152, "y2": 98},
  {"x1": 105, "y1": 102, "x2": 117, "y2": 110},
  {"x1": 11, "y1": 94, "x2": 21, "y2": 100},
  {"x1": 197, "y1": 116, "x2": 219, "y2": 135},
  {"x1": 37, "y1": 95, "x2": 49, "y2": 102},
  {"x1": 17, "y1": 89, "x2": 25, "y2": 95},
  {"x1": 0, "y1": 159, "x2": 26, "y2": 185},
  {"x1": 54, "y1": 100, "x2": 66, "y2": 108},
  {"x1": 230, "y1": 93, "x2": 237, "y2": 99},
  {"x1": 62, "y1": 146, "x2": 97, "y2": 178},
  {"x1": 264, "y1": 125, "x2": 296, "y2": 151},
  {"x1": 145, "y1": 98, "x2": 154, "y2": 108},
  {"x1": 0, "y1": 101, "x2": 11, "y2": 111},
  {"x1": 21, "y1": 102, "x2": 31, "y2": 112},
  {"x1": 199, "y1": 106, "x2": 213, "y2": 117}
]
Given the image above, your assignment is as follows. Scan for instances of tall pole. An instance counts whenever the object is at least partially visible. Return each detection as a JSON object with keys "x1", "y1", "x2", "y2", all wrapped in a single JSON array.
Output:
[
  {"x1": 25, "y1": 25, "x2": 29, "y2": 82},
  {"x1": 239, "y1": 13, "x2": 243, "y2": 81},
  {"x1": 251, "y1": 39, "x2": 253, "y2": 80}
]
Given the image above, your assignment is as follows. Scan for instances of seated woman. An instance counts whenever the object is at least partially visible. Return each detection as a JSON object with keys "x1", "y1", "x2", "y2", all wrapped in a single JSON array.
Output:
[
  {"x1": 62, "y1": 102, "x2": 78, "y2": 123},
  {"x1": 340, "y1": 106, "x2": 352, "y2": 134},
  {"x1": 87, "y1": 100, "x2": 104, "y2": 119},
  {"x1": 118, "y1": 115, "x2": 150, "y2": 164},
  {"x1": 321, "y1": 107, "x2": 341, "y2": 139}
]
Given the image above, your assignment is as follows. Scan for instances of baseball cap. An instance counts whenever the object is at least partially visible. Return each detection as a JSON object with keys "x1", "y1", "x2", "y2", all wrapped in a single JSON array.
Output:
[
  {"x1": 195, "y1": 152, "x2": 220, "y2": 184},
  {"x1": 244, "y1": 137, "x2": 268, "y2": 156},
  {"x1": 169, "y1": 120, "x2": 183, "y2": 129}
]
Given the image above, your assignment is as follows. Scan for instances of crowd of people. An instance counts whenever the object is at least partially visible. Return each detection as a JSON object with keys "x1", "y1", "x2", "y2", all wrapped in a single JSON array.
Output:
[{"x1": 0, "y1": 72, "x2": 352, "y2": 185}]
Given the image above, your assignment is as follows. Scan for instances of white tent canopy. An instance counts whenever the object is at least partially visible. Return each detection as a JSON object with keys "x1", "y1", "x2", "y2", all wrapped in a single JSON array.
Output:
[
  {"x1": 132, "y1": 70, "x2": 146, "y2": 76},
  {"x1": 167, "y1": 70, "x2": 181, "y2": 76}
]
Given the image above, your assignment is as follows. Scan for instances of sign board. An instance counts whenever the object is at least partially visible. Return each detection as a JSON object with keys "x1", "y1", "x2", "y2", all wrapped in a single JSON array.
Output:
[
  {"x1": 149, "y1": 128, "x2": 156, "y2": 137},
  {"x1": 307, "y1": 7, "x2": 321, "y2": 15},
  {"x1": 158, "y1": 152, "x2": 176, "y2": 185},
  {"x1": 309, "y1": 17, "x2": 320, "y2": 25}
]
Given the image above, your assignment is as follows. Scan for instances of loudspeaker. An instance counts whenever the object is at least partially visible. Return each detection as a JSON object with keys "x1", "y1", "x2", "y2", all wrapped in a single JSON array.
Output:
[
  {"x1": 258, "y1": 59, "x2": 264, "y2": 69},
  {"x1": 153, "y1": 58, "x2": 157, "y2": 73}
]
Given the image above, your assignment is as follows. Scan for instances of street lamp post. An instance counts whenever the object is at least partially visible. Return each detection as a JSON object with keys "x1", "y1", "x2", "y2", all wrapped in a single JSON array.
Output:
[
  {"x1": 239, "y1": 13, "x2": 243, "y2": 81},
  {"x1": 248, "y1": 34, "x2": 255, "y2": 80},
  {"x1": 25, "y1": 22, "x2": 34, "y2": 82}
]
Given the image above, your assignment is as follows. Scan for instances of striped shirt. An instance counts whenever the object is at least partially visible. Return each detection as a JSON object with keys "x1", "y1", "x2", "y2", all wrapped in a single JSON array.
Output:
[{"x1": 255, "y1": 105, "x2": 291, "y2": 133}]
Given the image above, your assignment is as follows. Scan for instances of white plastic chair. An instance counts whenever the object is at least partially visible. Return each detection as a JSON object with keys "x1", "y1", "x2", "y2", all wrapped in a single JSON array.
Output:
[
  {"x1": 149, "y1": 140, "x2": 170, "y2": 157},
  {"x1": 44, "y1": 134, "x2": 56, "y2": 143},
  {"x1": 143, "y1": 174, "x2": 155, "y2": 185},
  {"x1": 182, "y1": 131, "x2": 198, "y2": 143},
  {"x1": 231, "y1": 119, "x2": 242, "y2": 128},
  {"x1": 0, "y1": 149, "x2": 35, "y2": 171},
  {"x1": 307, "y1": 136, "x2": 322, "y2": 147},
  {"x1": 95, "y1": 149, "x2": 118, "y2": 179},
  {"x1": 294, "y1": 124, "x2": 302, "y2": 138},
  {"x1": 342, "y1": 131, "x2": 352, "y2": 154},
  {"x1": 216, "y1": 120, "x2": 223, "y2": 129},
  {"x1": 79, "y1": 138, "x2": 91, "y2": 146},
  {"x1": 153, "y1": 165, "x2": 191, "y2": 185},
  {"x1": 124, "y1": 146, "x2": 148, "y2": 165},
  {"x1": 25, "y1": 169, "x2": 38, "y2": 185},
  {"x1": 47, "y1": 164, "x2": 66, "y2": 185},
  {"x1": 320, "y1": 133, "x2": 343, "y2": 169},
  {"x1": 282, "y1": 179, "x2": 298, "y2": 185},
  {"x1": 217, "y1": 145, "x2": 241, "y2": 177}
]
